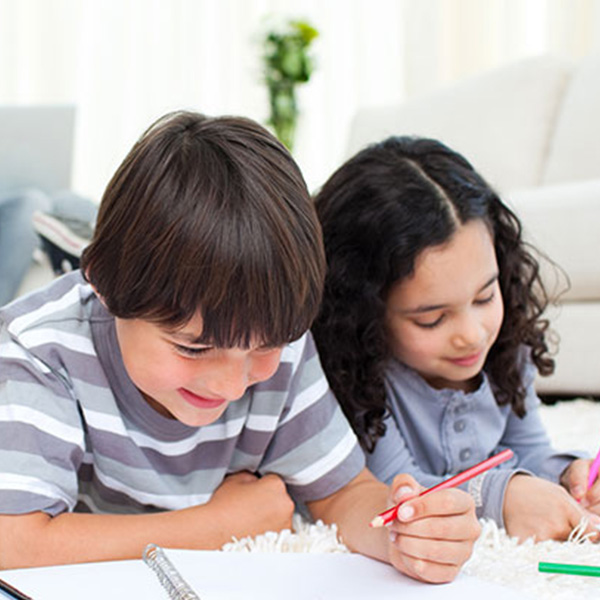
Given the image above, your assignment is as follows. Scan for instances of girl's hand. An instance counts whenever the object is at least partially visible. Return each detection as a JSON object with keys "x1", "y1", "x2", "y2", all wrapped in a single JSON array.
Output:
[
  {"x1": 386, "y1": 474, "x2": 481, "y2": 583},
  {"x1": 504, "y1": 474, "x2": 600, "y2": 541},
  {"x1": 560, "y1": 458, "x2": 600, "y2": 513}
]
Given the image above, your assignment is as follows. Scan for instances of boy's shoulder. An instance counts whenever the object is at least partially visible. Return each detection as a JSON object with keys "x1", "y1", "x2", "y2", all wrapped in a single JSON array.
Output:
[
  {"x1": 252, "y1": 332, "x2": 324, "y2": 403},
  {"x1": 1, "y1": 271, "x2": 97, "y2": 344}
]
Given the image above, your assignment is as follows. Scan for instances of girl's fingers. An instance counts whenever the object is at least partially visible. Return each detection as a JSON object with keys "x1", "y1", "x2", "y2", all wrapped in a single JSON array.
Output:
[
  {"x1": 389, "y1": 511, "x2": 481, "y2": 542},
  {"x1": 388, "y1": 535, "x2": 475, "y2": 583},
  {"x1": 562, "y1": 459, "x2": 592, "y2": 500},
  {"x1": 390, "y1": 473, "x2": 423, "y2": 503},
  {"x1": 395, "y1": 488, "x2": 476, "y2": 522}
]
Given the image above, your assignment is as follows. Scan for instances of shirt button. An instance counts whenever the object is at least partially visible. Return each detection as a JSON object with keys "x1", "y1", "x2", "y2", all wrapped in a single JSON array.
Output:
[
  {"x1": 459, "y1": 448, "x2": 472, "y2": 461},
  {"x1": 454, "y1": 420, "x2": 466, "y2": 432}
]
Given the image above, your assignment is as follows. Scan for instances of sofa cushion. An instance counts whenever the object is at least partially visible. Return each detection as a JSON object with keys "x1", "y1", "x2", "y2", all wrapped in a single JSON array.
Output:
[
  {"x1": 543, "y1": 53, "x2": 600, "y2": 185},
  {"x1": 534, "y1": 302, "x2": 600, "y2": 396},
  {"x1": 506, "y1": 179, "x2": 600, "y2": 302},
  {"x1": 346, "y1": 55, "x2": 573, "y2": 193}
]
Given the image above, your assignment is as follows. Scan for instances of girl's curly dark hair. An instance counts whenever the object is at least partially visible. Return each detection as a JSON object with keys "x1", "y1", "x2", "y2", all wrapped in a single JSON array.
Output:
[{"x1": 312, "y1": 136, "x2": 555, "y2": 452}]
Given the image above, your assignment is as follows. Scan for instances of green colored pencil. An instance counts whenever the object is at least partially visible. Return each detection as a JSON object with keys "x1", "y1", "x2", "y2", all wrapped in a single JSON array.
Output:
[{"x1": 539, "y1": 561, "x2": 600, "y2": 577}]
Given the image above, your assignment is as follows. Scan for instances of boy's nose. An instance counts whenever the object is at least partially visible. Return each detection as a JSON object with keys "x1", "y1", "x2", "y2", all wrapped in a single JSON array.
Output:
[{"x1": 203, "y1": 362, "x2": 249, "y2": 402}]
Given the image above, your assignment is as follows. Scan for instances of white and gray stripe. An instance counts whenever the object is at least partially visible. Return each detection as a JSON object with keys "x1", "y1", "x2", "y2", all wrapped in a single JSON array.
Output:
[{"x1": 0, "y1": 272, "x2": 364, "y2": 517}]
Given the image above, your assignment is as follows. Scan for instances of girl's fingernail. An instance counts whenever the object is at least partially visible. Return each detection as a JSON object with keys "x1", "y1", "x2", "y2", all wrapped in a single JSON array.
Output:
[
  {"x1": 389, "y1": 531, "x2": 398, "y2": 544},
  {"x1": 398, "y1": 504, "x2": 414, "y2": 521},
  {"x1": 589, "y1": 514, "x2": 600, "y2": 528},
  {"x1": 572, "y1": 485, "x2": 584, "y2": 498},
  {"x1": 393, "y1": 486, "x2": 414, "y2": 503}
]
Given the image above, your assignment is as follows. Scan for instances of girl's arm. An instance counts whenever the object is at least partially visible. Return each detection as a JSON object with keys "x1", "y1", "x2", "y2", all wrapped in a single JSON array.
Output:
[
  {"x1": 367, "y1": 414, "x2": 458, "y2": 488},
  {"x1": 306, "y1": 468, "x2": 480, "y2": 584},
  {"x1": 367, "y1": 412, "x2": 524, "y2": 525},
  {"x1": 0, "y1": 471, "x2": 295, "y2": 568},
  {"x1": 500, "y1": 382, "x2": 584, "y2": 480}
]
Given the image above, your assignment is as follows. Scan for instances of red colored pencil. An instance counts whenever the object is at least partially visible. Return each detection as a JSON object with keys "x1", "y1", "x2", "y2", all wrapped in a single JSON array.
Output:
[{"x1": 370, "y1": 448, "x2": 514, "y2": 528}]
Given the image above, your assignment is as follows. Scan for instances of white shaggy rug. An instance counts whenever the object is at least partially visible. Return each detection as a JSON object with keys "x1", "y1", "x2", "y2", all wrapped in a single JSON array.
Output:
[{"x1": 222, "y1": 399, "x2": 600, "y2": 599}]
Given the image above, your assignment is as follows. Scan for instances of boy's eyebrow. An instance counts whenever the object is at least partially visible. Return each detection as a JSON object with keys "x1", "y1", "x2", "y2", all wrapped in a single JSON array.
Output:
[
  {"x1": 402, "y1": 273, "x2": 499, "y2": 315},
  {"x1": 166, "y1": 330, "x2": 276, "y2": 350},
  {"x1": 167, "y1": 331, "x2": 208, "y2": 345}
]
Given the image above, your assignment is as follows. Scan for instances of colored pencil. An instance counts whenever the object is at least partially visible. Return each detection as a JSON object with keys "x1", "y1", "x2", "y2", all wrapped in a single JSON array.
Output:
[
  {"x1": 539, "y1": 561, "x2": 600, "y2": 578},
  {"x1": 587, "y1": 445, "x2": 600, "y2": 490},
  {"x1": 0, "y1": 577, "x2": 34, "y2": 600},
  {"x1": 369, "y1": 448, "x2": 514, "y2": 528}
]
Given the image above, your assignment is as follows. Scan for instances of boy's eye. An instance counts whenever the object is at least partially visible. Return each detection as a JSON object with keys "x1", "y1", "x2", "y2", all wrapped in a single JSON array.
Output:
[
  {"x1": 415, "y1": 315, "x2": 444, "y2": 329},
  {"x1": 253, "y1": 346, "x2": 279, "y2": 356},
  {"x1": 174, "y1": 344, "x2": 211, "y2": 357}
]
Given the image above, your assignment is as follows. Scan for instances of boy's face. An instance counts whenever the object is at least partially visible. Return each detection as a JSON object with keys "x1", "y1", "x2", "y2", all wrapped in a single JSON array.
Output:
[
  {"x1": 114, "y1": 312, "x2": 283, "y2": 427},
  {"x1": 384, "y1": 219, "x2": 504, "y2": 392}
]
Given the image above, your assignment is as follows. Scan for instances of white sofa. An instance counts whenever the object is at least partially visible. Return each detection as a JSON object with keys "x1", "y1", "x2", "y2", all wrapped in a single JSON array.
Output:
[{"x1": 346, "y1": 53, "x2": 600, "y2": 397}]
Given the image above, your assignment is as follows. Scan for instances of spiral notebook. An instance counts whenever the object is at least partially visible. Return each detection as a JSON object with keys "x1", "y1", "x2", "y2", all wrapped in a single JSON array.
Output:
[
  {"x1": 140, "y1": 545, "x2": 528, "y2": 600},
  {"x1": 143, "y1": 544, "x2": 200, "y2": 600}
]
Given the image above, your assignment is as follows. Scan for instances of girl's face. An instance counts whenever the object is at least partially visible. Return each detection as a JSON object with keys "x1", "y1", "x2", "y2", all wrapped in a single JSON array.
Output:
[
  {"x1": 115, "y1": 313, "x2": 283, "y2": 427},
  {"x1": 385, "y1": 219, "x2": 504, "y2": 392}
]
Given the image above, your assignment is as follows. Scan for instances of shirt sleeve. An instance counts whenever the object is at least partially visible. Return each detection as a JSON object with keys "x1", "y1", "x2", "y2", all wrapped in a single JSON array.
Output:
[
  {"x1": 0, "y1": 324, "x2": 85, "y2": 516},
  {"x1": 258, "y1": 333, "x2": 365, "y2": 502},
  {"x1": 367, "y1": 413, "x2": 448, "y2": 489},
  {"x1": 367, "y1": 414, "x2": 535, "y2": 526},
  {"x1": 499, "y1": 360, "x2": 586, "y2": 482},
  {"x1": 467, "y1": 359, "x2": 587, "y2": 527}
]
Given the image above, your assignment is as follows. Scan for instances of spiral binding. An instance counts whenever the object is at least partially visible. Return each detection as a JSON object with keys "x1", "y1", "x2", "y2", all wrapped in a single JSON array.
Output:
[{"x1": 143, "y1": 543, "x2": 201, "y2": 600}]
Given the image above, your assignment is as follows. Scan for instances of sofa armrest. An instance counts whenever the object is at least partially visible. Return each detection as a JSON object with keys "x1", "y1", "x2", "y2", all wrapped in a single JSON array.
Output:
[
  {"x1": 506, "y1": 178, "x2": 600, "y2": 302},
  {"x1": 15, "y1": 249, "x2": 54, "y2": 300}
]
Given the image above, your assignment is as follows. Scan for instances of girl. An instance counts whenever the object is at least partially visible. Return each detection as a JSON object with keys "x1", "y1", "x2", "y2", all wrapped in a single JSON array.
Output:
[{"x1": 312, "y1": 135, "x2": 600, "y2": 541}]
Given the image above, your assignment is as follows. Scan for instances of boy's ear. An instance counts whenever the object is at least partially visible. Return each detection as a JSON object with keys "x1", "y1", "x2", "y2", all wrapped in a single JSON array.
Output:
[
  {"x1": 85, "y1": 270, "x2": 108, "y2": 308},
  {"x1": 91, "y1": 285, "x2": 108, "y2": 309}
]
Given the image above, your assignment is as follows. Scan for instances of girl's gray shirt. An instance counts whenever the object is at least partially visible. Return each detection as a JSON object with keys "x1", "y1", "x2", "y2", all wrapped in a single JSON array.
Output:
[{"x1": 366, "y1": 358, "x2": 583, "y2": 526}]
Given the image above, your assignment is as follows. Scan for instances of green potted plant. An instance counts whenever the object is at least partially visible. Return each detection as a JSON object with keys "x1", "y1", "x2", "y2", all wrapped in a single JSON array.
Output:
[{"x1": 263, "y1": 19, "x2": 319, "y2": 152}]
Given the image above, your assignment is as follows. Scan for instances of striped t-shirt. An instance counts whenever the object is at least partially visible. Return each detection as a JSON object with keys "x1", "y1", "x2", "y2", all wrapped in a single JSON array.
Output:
[{"x1": 0, "y1": 272, "x2": 364, "y2": 517}]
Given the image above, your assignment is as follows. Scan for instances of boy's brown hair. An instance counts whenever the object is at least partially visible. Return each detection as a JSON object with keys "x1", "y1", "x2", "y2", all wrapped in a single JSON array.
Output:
[{"x1": 81, "y1": 111, "x2": 325, "y2": 348}]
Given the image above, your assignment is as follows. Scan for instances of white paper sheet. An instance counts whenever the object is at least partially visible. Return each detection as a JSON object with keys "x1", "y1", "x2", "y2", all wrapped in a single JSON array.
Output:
[{"x1": 1, "y1": 550, "x2": 533, "y2": 599}]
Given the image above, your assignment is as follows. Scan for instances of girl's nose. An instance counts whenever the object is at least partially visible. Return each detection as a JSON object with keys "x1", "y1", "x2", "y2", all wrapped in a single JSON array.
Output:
[{"x1": 453, "y1": 313, "x2": 484, "y2": 348}]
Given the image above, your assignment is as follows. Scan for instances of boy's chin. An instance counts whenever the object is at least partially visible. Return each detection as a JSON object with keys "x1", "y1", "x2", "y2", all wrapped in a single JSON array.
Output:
[{"x1": 173, "y1": 405, "x2": 229, "y2": 428}]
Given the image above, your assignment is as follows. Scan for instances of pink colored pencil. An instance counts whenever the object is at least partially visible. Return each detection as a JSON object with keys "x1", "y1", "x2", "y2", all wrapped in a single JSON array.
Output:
[
  {"x1": 587, "y1": 446, "x2": 600, "y2": 490},
  {"x1": 370, "y1": 448, "x2": 514, "y2": 528}
]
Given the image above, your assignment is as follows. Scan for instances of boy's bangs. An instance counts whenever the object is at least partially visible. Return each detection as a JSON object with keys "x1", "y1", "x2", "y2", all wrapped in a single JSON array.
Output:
[
  {"x1": 144, "y1": 253, "x2": 320, "y2": 348},
  {"x1": 134, "y1": 191, "x2": 324, "y2": 347}
]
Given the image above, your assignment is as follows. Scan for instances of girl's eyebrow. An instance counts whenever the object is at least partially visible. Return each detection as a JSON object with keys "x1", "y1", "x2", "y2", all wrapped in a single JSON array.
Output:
[{"x1": 402, "y1": 273, "x2": 499, "y2": 315}]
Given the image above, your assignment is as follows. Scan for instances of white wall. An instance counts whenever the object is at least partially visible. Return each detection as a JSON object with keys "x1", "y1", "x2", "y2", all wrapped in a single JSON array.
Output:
[{"x1": 1, "y1": 0, "x2": 599, "y2": 200}]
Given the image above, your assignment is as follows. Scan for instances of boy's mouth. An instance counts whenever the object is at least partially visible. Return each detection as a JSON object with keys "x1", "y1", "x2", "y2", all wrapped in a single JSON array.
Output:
[{"x1": 177, "y1": 387, "x2": 227, "y2": 409}]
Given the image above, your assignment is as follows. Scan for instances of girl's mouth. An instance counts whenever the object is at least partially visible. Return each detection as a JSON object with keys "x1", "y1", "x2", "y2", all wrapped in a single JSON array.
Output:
[{"x1": 448, "y1": 352, "x2": 482, "y2": 367}]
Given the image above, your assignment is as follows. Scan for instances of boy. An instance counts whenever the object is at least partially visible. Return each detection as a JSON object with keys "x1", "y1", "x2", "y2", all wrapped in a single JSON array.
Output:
[{"x1": 0, "y1": 111, "x2": 479, "y2": 583}]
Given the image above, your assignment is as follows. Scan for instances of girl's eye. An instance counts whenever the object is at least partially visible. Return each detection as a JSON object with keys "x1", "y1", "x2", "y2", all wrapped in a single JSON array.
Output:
[
  {"x1": 415, "y1": 315, "x2": 444, "y2": 329},
  {"x1": 174, "y1": 344, "x2": 211, "y2": 357},
  {"x1": 474, "y1": 291, "x2": 495, "y2": 305}
]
